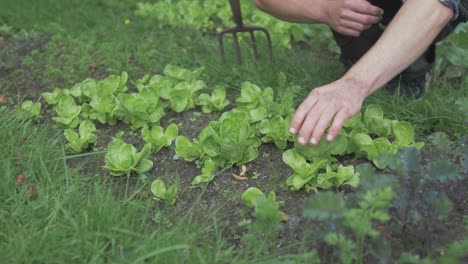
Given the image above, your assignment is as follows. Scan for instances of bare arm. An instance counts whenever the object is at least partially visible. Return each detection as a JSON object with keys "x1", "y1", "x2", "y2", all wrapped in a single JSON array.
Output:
[
  {"x1": 343, "y1": 0, "x2": 453, "y2": 95},
  {"x1": 254, "y1": 0, "x2": 328, "y2": 23},
  {"x1": 289, "y1": 0, "x2": 454, "y2": 146},
  {"x1": 255, "y1": 0, "x2": 384, "y2": 36}
]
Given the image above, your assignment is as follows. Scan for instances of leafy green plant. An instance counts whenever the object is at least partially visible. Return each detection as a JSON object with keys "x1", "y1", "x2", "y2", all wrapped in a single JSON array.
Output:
[
  {"x1": 151, "y1": 65, "x2": 206, "y2": 110},
  {"x1": 113, "y1": 92, "x2": 165, "y2": 129},
  {"x1": 304, "y1": 188, "x2": 395, "y2": 264},
  {"x1": 52, "y1": 95, "x2": 82, "y2": 128},
  {"x1": 64, "y1": 120, "x2": 97, "y2": 154},
  {"x1": 258, "y1": 115, "x2": 293, "y2": 150},
  {"x1": 436, "y1": 22, "x2": 468, "y2": 77},
  {"x1": 103, "y1": 138, "x2": 153, "y2": 176},
  {"x1": 42, "y1": 88, "x2": 65, "y2": 105},
  {"x1": 141, "y1": 124, "x2": 178, "y2": 151},
  {"x1": 19, "y1": 100, "x2": 41, "y2": 120},
  {"x1": 242, "y1": 187, "x2": 283, "y2": 234},
  {"x1": 198, "y1": 109, "x2": 261, "y2": 168},
  {"x1": 175, "y1": 136, "x2": 204, "y2": 162},
  {"x1": 196, "y1": 85, "x2": 230, "y2": 113},
  {"x1": 150, "y1": 179, "x2": 178, "y2": 206},
  {"x1": 235, "y1": 82, "x2": 274, "y2": 123},
  {"x1": 282, "y1": 149, "x2": 330, "y2": 190},
  {"x1": 192, "y1": 158, "x2": 216, "y2": 185},
  {"x1": 167, "y1": 81, "x2": 205, "y2": 113},
  {"x1": 374, "y1": 148, "x2": 462, "y2": 241}
]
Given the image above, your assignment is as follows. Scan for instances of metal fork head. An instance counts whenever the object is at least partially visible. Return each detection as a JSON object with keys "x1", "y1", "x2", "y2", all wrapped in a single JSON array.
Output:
[{"x1": 218, "y1": 0, "x2": 273, "y2": 64}]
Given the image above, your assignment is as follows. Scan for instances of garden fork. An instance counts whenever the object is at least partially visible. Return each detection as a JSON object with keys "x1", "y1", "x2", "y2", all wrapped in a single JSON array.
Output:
[{"x1": 218, "y1": 0, "x2": 273, "y2": 64}]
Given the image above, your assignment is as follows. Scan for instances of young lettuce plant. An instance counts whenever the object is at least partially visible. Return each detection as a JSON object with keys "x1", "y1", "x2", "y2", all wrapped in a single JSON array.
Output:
[
  {"x1": 316, "y1": 164, "x2": 360, "y2": 190},
  {"x1": 196, "y1": 85, "x2": 230, "y2": 113},
  {"x1": 192, "y1": 159, "x2": 216, "y2": 185},
  {"x1": 163, "y1": 64, "x2": 204, "y2": 83},
  {"x1": 282, "y1": 149, "x2": 329, "y2": 190},
  {"x1": 150, "y1": 179, "x2": 178, "y2": 206},
  {"x1": 64, "y1": 120, "x2": 97, "y2": 154},
  {"x1": 41, "y1": 88, "x2": 65, "y2": 105},
  {"x1": 258, "y1": 115, "x2": 294, "y2": 150},
  {"x1": 242, "y1": 187, "x2": 283, "y2": 235},
  {"x1": 198, "y1": 109, "x2": 261, "y2": 168},
  {"x1": 113, "y1": 92, "x2": 165, "y2": 130},
  {"x1": 152, "y1": 65, "x2": 205, "y2": 102},
  {"x1": 19, "y1": 100, "x2": 41, "y2": 120},
  {"x1": 52, "y1": 95, "x2": 82, "y2": 128},
  {"x1": 103, "y1": 138, "x2": 153, "y2": 176},
  {"x1": 141, "y1": 124, "x2": 178, "y2": 151},
  {"x1": 175, "y1": 136, "x2": 204, "y2": 162},
  {"x1": 235, "y1": 82, "x2": 274, "y2": 123},
  {"x1": 167, "y1": 81, "x2": 206, "y2": 113}
]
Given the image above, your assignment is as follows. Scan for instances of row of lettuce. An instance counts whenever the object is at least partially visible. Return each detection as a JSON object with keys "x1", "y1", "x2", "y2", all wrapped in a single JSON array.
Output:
[{"x1": 20, "y1": 65, "x2": 423, "y2": 195}]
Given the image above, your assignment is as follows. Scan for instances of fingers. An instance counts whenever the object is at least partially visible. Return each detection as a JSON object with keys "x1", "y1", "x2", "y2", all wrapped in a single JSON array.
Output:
[
  {"x1": 347, "y1": 0, "x2": 384, "y2": 17},
  {"x1": 340, "y1": 19, "x2": 373, "y2": 32},
  {"x1": 289, "y1": 92, "x2": 318, "y2": 136},
  {"x1": 296, "y1": 106, "x2": 324, "y2": 146},
  {"x1": 326, "y1": 110, "x2": 350, "y2": 142},
  {"x1": 341, "y1": 9, "x2": 381, "y2": 26},
  {"x1": 309, "y1": 110, "x2": 336, "y2": 145}
]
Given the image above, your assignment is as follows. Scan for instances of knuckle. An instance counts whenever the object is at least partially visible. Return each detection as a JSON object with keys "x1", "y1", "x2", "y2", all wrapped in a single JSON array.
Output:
[
  {"x1": 310, "y1": 89, "x2": 320, "y2": 97},
  {"x1": 366, "y1": 16, "x2": 375, "y2": 24}
]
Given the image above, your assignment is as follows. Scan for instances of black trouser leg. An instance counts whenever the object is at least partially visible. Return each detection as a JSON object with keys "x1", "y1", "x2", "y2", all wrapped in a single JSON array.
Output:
[
  {"x1": 332, "y1": 0, "x2": 401, "y2": 69},
  {"x1": 332, "y1": 0, "x2": 398, "y2": 67}
]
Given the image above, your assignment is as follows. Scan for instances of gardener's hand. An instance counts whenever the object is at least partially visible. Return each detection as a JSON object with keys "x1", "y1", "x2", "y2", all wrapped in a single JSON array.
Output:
[
  {"x1": 289, "y1": 78, "x2": 367, "y2": 146},
  {"x1": 324, "y1": 0, "x2": 384, "y2": 36}
]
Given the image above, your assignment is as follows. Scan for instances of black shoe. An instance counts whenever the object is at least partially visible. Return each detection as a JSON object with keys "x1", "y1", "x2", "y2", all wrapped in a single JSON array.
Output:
[
  {"x1": 386, "y1": 57, "x2": 434, "y2": 99},
  {"x1": 387, "y1": 66, "x2": 433, "y2": 98}
]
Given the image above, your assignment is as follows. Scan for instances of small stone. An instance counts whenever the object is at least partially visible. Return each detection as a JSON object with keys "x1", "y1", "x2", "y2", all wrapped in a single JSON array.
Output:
[{"x1": 172, "y1": 154, "x2": 179, "y2": 160}]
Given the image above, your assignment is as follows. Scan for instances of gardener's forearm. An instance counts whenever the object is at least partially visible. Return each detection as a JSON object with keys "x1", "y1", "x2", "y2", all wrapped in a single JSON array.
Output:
[
  {"x1": 343, "y1": 0, "x2": 454, "y2": 96},
  {"x1": 254, "y1": 0, "x2": 328, "y2": 23}
]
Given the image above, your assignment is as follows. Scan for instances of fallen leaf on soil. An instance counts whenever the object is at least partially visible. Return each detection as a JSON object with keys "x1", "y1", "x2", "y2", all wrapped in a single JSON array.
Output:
[
  {"x1": 16, "y1": 173, "x2": 26, "y2": 186},
  {"x1": 27, "y1": 184, "x2": 38, "y2": 199},
  {"x1": 280, "y1": 211, "x2": 289, "y2": 222},
  {"x1": 0, "y1": 94, "x2": 7, "y2": 104},
  {"x1": 231, "y1": 173, "x2": 248, "y2": 181},
  {"x1": 232, "y1": 164, "x2": 249, "y2": 180}
]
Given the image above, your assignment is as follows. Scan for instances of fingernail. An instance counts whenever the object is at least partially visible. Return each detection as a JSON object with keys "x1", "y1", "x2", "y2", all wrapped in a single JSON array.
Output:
[
  {"x1": 298, "y1": 137, "x2": 306, "y2": 145},
  {"x1": 310, "y1": 137, "x2": 317, "y2": 145},
  {"x1": 327, "y1": 134, "x2": 333, "y2": 141},
  {"x1": 289, "y1": 127, "x2": 297, "y2": 134}
]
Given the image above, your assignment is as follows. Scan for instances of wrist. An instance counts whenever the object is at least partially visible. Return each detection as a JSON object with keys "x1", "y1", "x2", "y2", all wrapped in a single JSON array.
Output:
[
  {"x1": 316, "y1": 0, "x2": 331, "y2": 24},
  {"x1": 339, "y1": 75, "x2": 374, "y2": 98}
]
